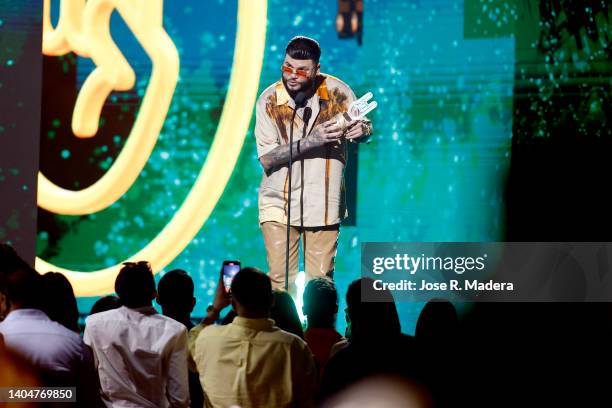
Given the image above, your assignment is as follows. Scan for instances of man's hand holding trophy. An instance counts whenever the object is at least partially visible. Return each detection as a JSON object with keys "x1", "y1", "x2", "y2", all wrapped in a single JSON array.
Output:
[{"x1": 333, "y1": 92, "x2": 377, "y2": 142}]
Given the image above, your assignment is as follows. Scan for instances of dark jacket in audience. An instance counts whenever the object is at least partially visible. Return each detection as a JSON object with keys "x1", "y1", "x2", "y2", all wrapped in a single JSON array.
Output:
[{"x1": 319, "y1": 278, "x2": 425, "y2": 403}]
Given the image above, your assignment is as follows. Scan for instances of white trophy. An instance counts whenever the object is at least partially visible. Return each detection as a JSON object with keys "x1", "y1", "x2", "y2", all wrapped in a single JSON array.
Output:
[{"x1": 332, "y1": 91, "x2": 378, "y2": 132}]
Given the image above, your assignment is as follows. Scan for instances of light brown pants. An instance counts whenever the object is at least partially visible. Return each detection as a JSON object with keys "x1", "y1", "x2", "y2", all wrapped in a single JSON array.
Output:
[{"x1": 261, "y1": 221, "x2": 339, "y2": 292}]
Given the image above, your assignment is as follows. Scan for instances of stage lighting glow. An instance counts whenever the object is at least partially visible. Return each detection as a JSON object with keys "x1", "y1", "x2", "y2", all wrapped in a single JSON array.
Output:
[
  {"x1": 295, "y1": 271, "x2": 306, "y2": 324},
  {"x1": 35, "y1": 0, "x2": 268, "y2": 296}
]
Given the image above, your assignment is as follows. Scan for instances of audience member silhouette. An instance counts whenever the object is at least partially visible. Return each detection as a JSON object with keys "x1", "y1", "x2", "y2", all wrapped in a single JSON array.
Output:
[
  {"x1": 302, "y1": 277, "x2": 344, "y2": 373},
  {"x1": 157, "y1": 269, "x2": 197, "y2": 329},
  {"x1": 451, "y1": 301, "x2": 612, "y2": 407},
  {"x1": 414, "y1": 298, "x2": 459, "y2": 408},
  {"x1": 415, "y1": 298, "x2": 458, "y2": 346},
  {"x1": 319, "y1": 278, "x2": 425, "y2": 404},
  {"x1": 89, "y1": 295, "x2": 122, "y2": 315},
  {"x1": 156, "y1": 269, "x2": 204, "y2": 408},
  {"x1": 271, "y1": 289, "x2": 304, "y2": 338},
  {"x1": 192, "y1": 267, "x2": 317, "y2": 408},
  {"x1": 0, "y1": 243, "x2": 100, "y2": 407},
  {"x1": 84, "y1": 261, "x2": 190, "y2": 407},
  {"x1": 0, "y1": 243, "x2": 42, "y2": 315},
  {"x1": 40, "y1": 272, "x2": 80, "y2": 333}
]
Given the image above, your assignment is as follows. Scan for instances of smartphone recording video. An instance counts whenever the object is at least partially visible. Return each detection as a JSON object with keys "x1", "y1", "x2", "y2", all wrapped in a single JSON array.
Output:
[{"x1": 222, "y1": 260, "x2": 241, "y2": 292}]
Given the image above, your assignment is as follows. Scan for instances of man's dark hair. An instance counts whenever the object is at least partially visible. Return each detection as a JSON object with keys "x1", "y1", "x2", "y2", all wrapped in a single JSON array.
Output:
[
  {"x1": 271, "y1": 290, "x2": 304, "y2": 338},
  {"x1": 0, "y1": 243, "x2": 33, "y2": 276},
  {"x1": 285, "y1": 36, "x2": 321, "y2": 63},
  {"x1": 346, "y1": 278, "x2": 401, "y2": 341},
  {"x1": 230, "y1": 267, "x2": 272, "y2": 314},
  {"x1": 303, "y1": 277, "x2": 338, "y2": 328},
  {"x1": 415, "y1": 298, "x2": 458, "y2": 343},
  {"x1": 0, "y1": 243, "x2": 41, "y2": 309},
  {"x1": 114, "y1": 261, "x2": 155, "y2": 308},
  {"x1": 157, "y1": 269, "x2": 194, "y2": 313},
  {"x1": 90, "y1": 295, "x2": 122, "y2": 315},
  {"x1": 40, "y1": 272, "x2": 79, "y2": 332}
]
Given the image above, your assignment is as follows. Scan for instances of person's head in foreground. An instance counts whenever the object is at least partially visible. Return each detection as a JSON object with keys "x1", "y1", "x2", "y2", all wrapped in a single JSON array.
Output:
[
  {"x1": 156, "y1": 269, "x2": 196, "y2": 326},
  {"x1": 0, "y1": 243, "x2": 41, "y2": 320},
  {"x1": 271, "y1": 290, "x2": 304, "y2": 338},
  {"x1": 114, "y1": 261, "x2": 156, "y2": 309},
  {"x1": 282, "y1": 36, "x2": 321, "y2": 99},
  {"x1": 90, "y1": 295, "x2": 122, "y2": 315},
  {"x1": 415, "y1": 298, "x2": 458, "y2": 344},
  {"x1": 346, "y1": 277, "x2": 401, "y2": 341},
  {"x1": 40, "y1": 272, "x2": 80, "y2": 333},
  {"x1": 303, "y1": 277, "x2": 339, "y2": 329},
  {"x1": 230, "y1": 267, "x2": 273, "y2": 318}
]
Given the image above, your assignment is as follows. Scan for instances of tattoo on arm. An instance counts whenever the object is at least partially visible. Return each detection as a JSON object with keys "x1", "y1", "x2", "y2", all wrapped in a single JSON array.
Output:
[{"x1": 259, "y1": 138, "x2": 325, "y2": 172}]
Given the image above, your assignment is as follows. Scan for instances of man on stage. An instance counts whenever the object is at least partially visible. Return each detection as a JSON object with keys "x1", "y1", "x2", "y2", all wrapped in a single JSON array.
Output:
[{"x1": 255, "y1": 36, "x2": 373, "y2": 292}]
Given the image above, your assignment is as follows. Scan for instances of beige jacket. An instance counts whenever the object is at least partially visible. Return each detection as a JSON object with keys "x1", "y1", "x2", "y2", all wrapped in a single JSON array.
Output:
[{"x1": 254, "y1": 74, "x2": 356, "y2": 227}]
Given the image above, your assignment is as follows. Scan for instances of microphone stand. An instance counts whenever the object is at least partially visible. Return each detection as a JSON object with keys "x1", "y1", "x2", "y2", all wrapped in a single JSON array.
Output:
[
  {"x1": 286, "y1": 93, "x2": 306, "y2": 291},
  {"x1": 299, "y1": 107, "x2": 312, "y2": 277},
  {"x1": 286, "y1": 108, "x2": 298, "y2": 291}
]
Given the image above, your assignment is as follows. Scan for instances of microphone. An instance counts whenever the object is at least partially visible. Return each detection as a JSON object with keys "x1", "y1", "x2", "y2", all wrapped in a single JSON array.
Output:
[{"x1": 294, "y1": 92, "x2": 307, "y2": 108}]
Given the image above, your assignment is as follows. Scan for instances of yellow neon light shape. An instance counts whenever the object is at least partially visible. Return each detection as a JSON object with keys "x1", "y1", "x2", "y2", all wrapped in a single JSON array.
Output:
[
  {"x1": 40, "y1": 0, "x2": 179, "y2": 215},
  {"x1": 36, "y1": 0, "x2": 268, "y2": 296}
]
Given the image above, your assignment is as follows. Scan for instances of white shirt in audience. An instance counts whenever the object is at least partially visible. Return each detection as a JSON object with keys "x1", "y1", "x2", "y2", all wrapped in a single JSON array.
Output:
[
  {"x1": 0, "y1": 308, "x2": 92, "y2": 371},
  {"x1": 84, "y1": 305, "x2": 189, "y2": 408},
  {"x1": 0, "y1": 308, "x2": 99, "y2": 405}
]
